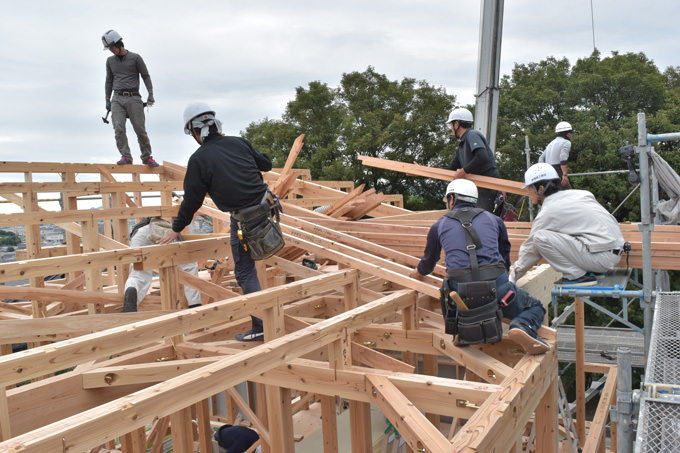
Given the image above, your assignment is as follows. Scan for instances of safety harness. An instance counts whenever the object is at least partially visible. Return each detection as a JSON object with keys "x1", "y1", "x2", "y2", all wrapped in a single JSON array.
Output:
[{"x1": 441, "y1": 207, "x2": 504, "y2": 345}]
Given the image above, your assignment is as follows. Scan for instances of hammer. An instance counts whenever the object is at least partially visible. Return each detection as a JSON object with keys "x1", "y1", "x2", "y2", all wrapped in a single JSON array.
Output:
[{"x1": 102, "y1": 109, "x2": 111, "y2": 124}]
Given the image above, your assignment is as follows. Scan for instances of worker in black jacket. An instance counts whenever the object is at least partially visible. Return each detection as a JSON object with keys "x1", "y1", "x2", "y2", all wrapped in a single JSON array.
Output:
[{"x1": 158, "y1": 102, "x2": 272, "y2": 341}]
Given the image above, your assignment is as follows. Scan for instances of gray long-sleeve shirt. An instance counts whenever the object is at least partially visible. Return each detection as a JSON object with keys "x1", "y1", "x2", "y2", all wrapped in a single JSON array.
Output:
[{"x1": 105, "y1": 51, "x2": 153, "y2": 98}]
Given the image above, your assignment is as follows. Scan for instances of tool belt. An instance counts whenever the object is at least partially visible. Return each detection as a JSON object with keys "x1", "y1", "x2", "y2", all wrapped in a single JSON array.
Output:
[
  {"x1": 231, "y1": 189, "x2": 285, "y2": 261},
  {"x1": 439, "y1": 208, "x2": 504, "y2": 345}
]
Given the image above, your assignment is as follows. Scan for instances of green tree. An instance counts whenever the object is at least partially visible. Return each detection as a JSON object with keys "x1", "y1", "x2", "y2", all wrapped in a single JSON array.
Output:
[
  {"x1": 496, "y1": 51, "x2": 674, "y2": 222},
  {"x1": 244, "y1": 67, "x2": 456, "y2": 210}
]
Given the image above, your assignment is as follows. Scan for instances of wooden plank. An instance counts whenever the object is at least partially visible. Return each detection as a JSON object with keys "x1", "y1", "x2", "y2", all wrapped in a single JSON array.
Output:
[
  {"x1": 582, "y1": 366, "x2": 618, "y2": 453},
  {"x1": 433, "y1": 332, "x2": 514, "y2": 385},
  {"x1": 358, "y1": 154, "x2": 530, "y2": 197},
  {"x1": 366, "y1": 374, "x2": 452, "y2": 452}
]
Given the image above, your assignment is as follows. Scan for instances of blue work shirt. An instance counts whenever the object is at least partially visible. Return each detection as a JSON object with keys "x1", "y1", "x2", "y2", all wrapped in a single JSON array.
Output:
[{"x1": 416, "y1": 202, "x2": 511, "y2": 276}]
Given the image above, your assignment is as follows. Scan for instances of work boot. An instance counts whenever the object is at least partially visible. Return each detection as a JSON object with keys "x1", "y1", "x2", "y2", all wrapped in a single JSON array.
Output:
[
  {"x1": 123, "y1": 287, "x2": 137, "y2": 312},
  {"x1": 554, "y1": 273, "x2": 598, "y2": 287},
  {"x1": 117, "y1": 156, "x2": 133, "y2": 165},
  {"x1": 142, "y1": 157, "x2": 159, "y2": 167},
  {"x1": 508, "y1": 325, "x2": 549, "y2": 355}
]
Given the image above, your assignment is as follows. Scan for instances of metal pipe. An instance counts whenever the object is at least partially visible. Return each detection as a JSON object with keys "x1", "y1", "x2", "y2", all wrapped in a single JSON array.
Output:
[
  {"x1": 525, "y1": 135, "x2": 534, "y2": 221},
  {"x1": 551, "y1": 288, "x2": 643, "y2": 298},
  {"x1": 637, "y1": 112, "x2": 654, "y2": 356},
  {"x1": 568, "y1": 169, "x2": 630, "y2": 177},
  {"x1": 616, "y1": 347, "x2": 634, "y2": 453},
  {"x1": 646, "y1": 132, "x2": 680, "y2": 143}
]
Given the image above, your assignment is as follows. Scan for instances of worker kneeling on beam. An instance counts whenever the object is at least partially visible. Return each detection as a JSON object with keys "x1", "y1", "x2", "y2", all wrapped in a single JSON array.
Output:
[
  {"x1": 409, "y1": 179, "x2": 550, "y2": 354},
  {"x1": 511, "y1": 163, "x2": 628, "y2": 287}
]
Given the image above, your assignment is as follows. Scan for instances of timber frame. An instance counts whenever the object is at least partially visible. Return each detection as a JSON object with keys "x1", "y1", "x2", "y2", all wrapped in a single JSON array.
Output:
[{"x1": 0, "y1": 154, "x2": 627, "y2": 452}]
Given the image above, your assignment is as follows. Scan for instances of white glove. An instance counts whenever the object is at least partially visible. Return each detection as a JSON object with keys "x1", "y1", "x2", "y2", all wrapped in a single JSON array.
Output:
[{"x1": 508, "y1": 266, "x2": 517, "y2": 284}]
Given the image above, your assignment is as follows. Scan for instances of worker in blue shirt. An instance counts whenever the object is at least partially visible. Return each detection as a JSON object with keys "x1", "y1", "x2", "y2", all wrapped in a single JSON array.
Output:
[{"x1": 409, "y1": 179, "x2": 550, "y2": 354}]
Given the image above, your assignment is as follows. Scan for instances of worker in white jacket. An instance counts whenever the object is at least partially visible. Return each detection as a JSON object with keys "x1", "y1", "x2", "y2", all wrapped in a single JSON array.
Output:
[
  {"x1": 123, "y1": 217, "x2": 202, "y2": 312},
  {"x1": 511, "y1": 163, "x2": 626, "y2": 286}
]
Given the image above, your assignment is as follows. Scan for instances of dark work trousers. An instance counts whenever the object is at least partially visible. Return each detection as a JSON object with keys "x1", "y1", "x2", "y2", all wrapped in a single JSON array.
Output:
[
  {"x1": 230, "y1": 216, "x2": 263, "y2": 331},
  {"x1": 446, "y1": 271, "x2": 546, "y2": 338}
]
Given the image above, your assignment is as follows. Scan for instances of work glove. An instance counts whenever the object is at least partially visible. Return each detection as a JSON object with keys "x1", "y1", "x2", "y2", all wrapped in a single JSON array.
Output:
[
  {"x1": 508, "y1": 266, "x2": 517, "y2": 284},
  {"x1": 105, "y1": 99, "x2": 111, "y2": 111},
  {"x1": 147, "y1": 93, "x2": 155, "y2": 107}
]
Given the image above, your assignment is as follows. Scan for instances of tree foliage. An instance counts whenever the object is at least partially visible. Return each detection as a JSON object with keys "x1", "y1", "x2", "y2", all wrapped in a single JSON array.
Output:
[
  {"x1": 244, "y1": 67, "x2": 456, "y2": 210},
  {"x1": 244, "y1": 54, "x2": 680, "y2": 216}
]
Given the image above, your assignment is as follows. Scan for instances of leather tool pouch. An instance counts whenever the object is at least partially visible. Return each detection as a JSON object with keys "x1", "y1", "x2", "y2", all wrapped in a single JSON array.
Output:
[{"x1": 233, "y1": 191, "x2": 285, "y2": 261}]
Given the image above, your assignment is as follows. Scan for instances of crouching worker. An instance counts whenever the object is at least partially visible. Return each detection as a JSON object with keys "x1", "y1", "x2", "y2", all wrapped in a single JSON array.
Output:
[
  {"x1": 409, "y1": 180, "x2": 550, "y2": 354},
  {"x1": 123, "y1": 216, "x2": 202, "y2": 312}
]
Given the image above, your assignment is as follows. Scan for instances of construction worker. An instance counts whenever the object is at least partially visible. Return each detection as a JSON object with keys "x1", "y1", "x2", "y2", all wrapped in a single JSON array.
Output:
[
  {"x1": 214, "y1": 424, "x2": 260, "y2": 453},
  {"x1": 157, "y1": 102, "x2": 273, "y2": 341},
  {"x1": 445, "y1": 108, "x2": 500, "y2": 212},
  {"x1": 409, "y1": 179, "x2": 549, "y2": 354},
  {"x1": 102, "y1": 29, "x2": 159, "y2": 167},
  {"x1": 539, "y1": 121, "x2": 573, "y2": 189},
  {"x1": 511, "y1": 163, "x2": 626, "y2": 286},
  {"x1": 123, "y1": 217, "x2": 202, "y2": 312}
]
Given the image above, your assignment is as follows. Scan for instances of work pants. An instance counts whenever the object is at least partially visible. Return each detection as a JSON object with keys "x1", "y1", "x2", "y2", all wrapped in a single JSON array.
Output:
[
  {"x1": 230, "y1": 216, "x2": 263, "y2": 330},
  {"x1": 125, "y1": 224, "x2": 202, "y2": 307},
  {"x1": 111, "y1": 94, "x2": 152, "y2": 161},
  {"x1": 532, "y1": 230, "x2": 621, "y2": 280}
]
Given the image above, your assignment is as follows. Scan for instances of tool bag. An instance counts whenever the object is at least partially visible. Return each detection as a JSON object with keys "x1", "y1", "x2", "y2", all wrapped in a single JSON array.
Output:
[
  {"x1": 441, "y1": 207, "x2": 503, "y2": 345},
  {"x1": 232, "y1": 189, "x2": 285, "y2": 260}
]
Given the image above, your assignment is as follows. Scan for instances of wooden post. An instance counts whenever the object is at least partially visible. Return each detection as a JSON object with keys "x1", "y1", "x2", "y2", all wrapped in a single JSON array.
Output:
[
  {"x1": 81, "y1": 220, "x2": 103, "y2": 314},
  {"x1": 61, "y1": 171, "x2": 83, "y2": 284},
  {"x1": 23, "y1": 173, "x2": 46, "y2": 321},
  {"x1": 195, "y1": 399, "x2": 212, "y2": 453},
  {"x1": 575, "y1": 297, "x2": 586, "y2": 442},
  {"x1": 263, "y1": 299, "x2": 294, "y2": 452},
  {"x1": 535, "y1": 378, "x2": 558, "y2": 452},
  {"x1": 320, "y1": 396, "x2": 339, "y2": 453},
  {"x1": 169, "y1": 406, "x2": 194, "y2": 453},
  {"x1": 0, "y1": 389, "x2": 11, "y2": 441}
]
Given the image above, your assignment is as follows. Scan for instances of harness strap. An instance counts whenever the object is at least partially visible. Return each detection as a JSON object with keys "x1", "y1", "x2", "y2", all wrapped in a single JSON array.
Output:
[{"x1": 444, "y1": 207, "x2": 485, "y2": 280}]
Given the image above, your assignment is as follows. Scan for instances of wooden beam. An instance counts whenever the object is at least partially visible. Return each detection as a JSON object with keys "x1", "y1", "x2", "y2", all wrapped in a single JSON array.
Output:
[
  {"x1": 0, "y1": 289, "x2": 414, "y2": 452},
  {"x1": 366, "y1": 374, "x2": 452, "y2": 452}
]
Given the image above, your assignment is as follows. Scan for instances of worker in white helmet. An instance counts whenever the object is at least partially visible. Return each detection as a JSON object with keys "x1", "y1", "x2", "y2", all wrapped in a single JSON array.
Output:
[
  {"x1": 410, "y1": 179, "x2": 550, "y2": 355},
  {"x1": 511, "y1": 163, "x2": 626, "y2": 286},
  {"x1": 102, "y1": 29, "x2": 158, "y2": 167},
  {"x1": 122, "y1": 217, "x2": 202, "y2": 312},
  {"x1": 444, "y1": 108, "x2": 500, "y2": 213},
  {"x1": 538, "y1": 121, "x2": 574, "y2": 189},
  {"x1": 158, "y1": 102, "x2": 276, "y2": 342}
]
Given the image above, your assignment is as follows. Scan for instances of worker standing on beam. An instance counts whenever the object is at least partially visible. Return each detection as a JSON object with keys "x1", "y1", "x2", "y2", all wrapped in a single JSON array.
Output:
[
  {"x1": 511, "y1": 163, "x2": 627, "y2": 286},
  {"x1": 102, "y1": 29, "x2": 159, "y2": 167},
  {"x1": 539, "y1": 121, "x2": 574, "y2": 189},
  {"x1": 410, "y1": 179, "x2": 550, "y2": 355},
  {"x1": 157, "y1": 102, "x2": 274, "y2": 342},
  {"x1": 445, "y1": 108, "x2": 500, "y2": 212}
]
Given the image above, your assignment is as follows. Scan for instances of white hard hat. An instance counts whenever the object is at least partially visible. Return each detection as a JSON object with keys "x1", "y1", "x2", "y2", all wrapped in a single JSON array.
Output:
[
  {"x1": 444, "y1": 179, "x2": 478, "y2": 203},
  {"x1": 555, "y1": 121, "x2": 573, "y2": 133},
  {"x1": 101, "y1": 29, "x2": 122, "y2": 50},
  {"x1": 445, "y1": 108, "x2": 474, "y2": 125},
  {"x1": 183, "y1": 102, "x2": 223, "y2": 140},
  {"x1": 523, "y1": 163, "x2": 560, "y2": 188}
]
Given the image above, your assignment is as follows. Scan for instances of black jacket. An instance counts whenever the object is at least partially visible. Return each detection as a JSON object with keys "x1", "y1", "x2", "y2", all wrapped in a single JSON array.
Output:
[{"x1": 173, "y1": 134, "x2": 272, "y2": 232}]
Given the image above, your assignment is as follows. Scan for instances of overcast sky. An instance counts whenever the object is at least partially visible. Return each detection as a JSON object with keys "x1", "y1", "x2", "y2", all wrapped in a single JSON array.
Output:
[{"x1": 1, "y1": 0, "x2": 678, "y2": 170}]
